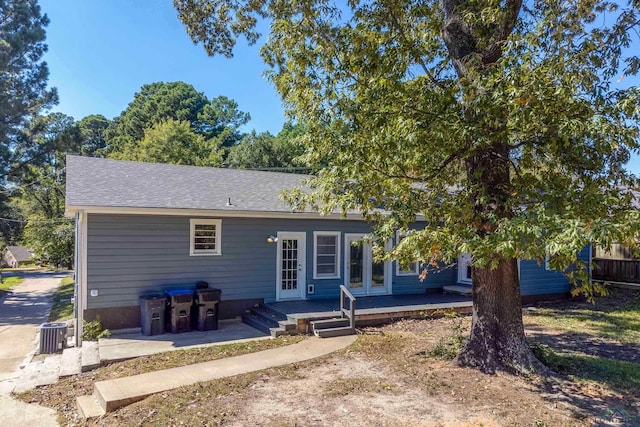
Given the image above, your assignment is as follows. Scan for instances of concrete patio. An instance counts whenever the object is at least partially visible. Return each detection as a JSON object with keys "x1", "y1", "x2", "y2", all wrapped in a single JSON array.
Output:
[{"x1": 97, "y1": 318, "x2": 270, "y2": 362}]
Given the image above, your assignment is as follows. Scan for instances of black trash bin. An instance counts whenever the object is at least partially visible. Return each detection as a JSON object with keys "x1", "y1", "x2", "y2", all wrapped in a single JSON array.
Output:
[
  {"x1": 194, "y1": 288, "x2": 221, "y2": 331},
  {"x1": 139, "y1": 294, "x2": 166, "y2": 336},
  {"x1": 165, "y1": 289, "x2": 194, "y2": 333}
]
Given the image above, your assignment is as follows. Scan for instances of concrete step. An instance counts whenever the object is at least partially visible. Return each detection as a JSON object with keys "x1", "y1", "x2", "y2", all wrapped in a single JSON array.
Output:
[
  {"x1": 311, "y1": 318, "x2": 350, "y2": 331},
  {"x1": 242, "y1": 313, "x2": 273, "y2": 335},
  {"x1": 251, "y1": 305, "x2": 287, "y2": 323},
  {"x1": 82, "y1": 336, "x2": 356, "y2": 416},
  {"x1": 59, "y1": 347, "x2": 82, "y2": 377},
  {"x1": 315, "y1": 326, "x2": 354, "y2": 338},
  {"x1": 269, "y1": 326, "x2": 288, "y2": 338},
  {"x1": 279, "y1": 320, "x2": 298, "y2": 332},
  {"x1": 81, "y1": 341, "x2": 101, "y2": 372},
  {"x1": 442, "y1": 285, "x2": 473, "y2": 297},
  {"x1": 77, "y1": 395, "x2": 105, "y2": 419}
]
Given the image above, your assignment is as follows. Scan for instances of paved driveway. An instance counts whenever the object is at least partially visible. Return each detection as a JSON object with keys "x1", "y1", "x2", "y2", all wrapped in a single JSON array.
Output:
[
  {"x1": 0, "y1": 271, "x2": 69, "y2": 378},
  {"x1": 0, "y1": 271, "x2": 70, "y2": 427}
]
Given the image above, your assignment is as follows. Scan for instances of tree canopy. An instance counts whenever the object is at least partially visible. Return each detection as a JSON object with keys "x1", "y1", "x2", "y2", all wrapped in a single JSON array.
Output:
[
  {"x1": 227, "y1": 122, "x2": 307, "y2": 170},
  {"x1": 12, "y1": 113, "x2": 79, "y2": 268},
  {"x1": 110, "y1": 118, "x2": 224, "y2": 167},
  {"x1": 176, "y1": 0, "x2": 640, "y2": 374},
  {"x1": 0, "y1": 0, "x2": 57, "y2": 176},
  {"x1": 104, "y1": 81, "x2": 250, "y2": 158}
]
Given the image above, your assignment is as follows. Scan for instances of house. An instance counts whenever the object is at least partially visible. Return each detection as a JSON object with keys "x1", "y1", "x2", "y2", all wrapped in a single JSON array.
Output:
[
  {"x1": 2, "y1": 246, "x2": 34, "y2": 268},
  {"x1": 65, "y1": 156, "x2": 589, "y2": 335}
]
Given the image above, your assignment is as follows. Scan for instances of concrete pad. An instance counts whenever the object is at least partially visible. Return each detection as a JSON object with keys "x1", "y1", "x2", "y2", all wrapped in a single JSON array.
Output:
[
  {"x1": 59, "y1": 347, "x2": 82, "y2": 377},
  {"x1": 92, "y1": 335, "x2": 356, "y2": 413},
  {"x1": 13, "y1": 354, "x2": 61, "y2": 393},
  {"x1": 0, "y1": 394, "x2": 59, "y2": 427},
  {"x1": 81, "y1": 341, "x2": 100, "y2": 372},
  {"x1": 76, "y1": 395, "x2": 105, "y2": 419},
  {"x1": 98, "y1": 319, "x2": 269, "y2": 362}
]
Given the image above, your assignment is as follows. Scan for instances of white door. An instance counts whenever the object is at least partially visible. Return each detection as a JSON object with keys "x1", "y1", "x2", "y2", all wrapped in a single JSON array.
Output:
[
  {"x1": 276, "y1": 232, "x2": 306, "y2": 300},
  {"x1": 344, "y1": 234, "x2": 390, "y2": 296}
]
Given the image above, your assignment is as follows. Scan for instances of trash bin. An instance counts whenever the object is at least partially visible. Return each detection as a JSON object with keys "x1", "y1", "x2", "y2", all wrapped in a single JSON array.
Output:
[
  {"x1": 165, "y1": 289, "x2": 194, "y2": 333},
  {"x1": 194, "y1": 288, "x2": 221, "y2": 331},
  {"x1": 139, "y1": 294, "x2": 166, "y2": 336}
]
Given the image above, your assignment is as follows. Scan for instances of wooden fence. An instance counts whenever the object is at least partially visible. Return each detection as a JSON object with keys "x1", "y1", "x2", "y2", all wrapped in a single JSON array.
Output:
[{"x1": 592, "y1": 258, "x2": 640, "y2": 284}]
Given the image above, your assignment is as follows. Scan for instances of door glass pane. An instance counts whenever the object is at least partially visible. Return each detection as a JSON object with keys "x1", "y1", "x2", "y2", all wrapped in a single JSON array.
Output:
[
  {"x1": 349, "y1": 240, "x2": 363, "y2": 288},
  {"x1": 371, "y1": 259, "x2": 385, "y2": 287},
  {"x1": 281, "y1": 239, "x2": 298, "y2": 291}
]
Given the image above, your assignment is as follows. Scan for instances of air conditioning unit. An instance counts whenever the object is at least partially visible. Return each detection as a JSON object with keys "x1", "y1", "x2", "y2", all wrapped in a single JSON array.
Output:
[{"x1": 39, "y1": 322, "x2": 67, "y2": 354}]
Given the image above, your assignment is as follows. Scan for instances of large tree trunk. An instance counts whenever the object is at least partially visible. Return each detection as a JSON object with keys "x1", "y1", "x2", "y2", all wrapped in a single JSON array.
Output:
[
  {"x1": 456, "y1": 143, "x2": 549, "y2": 375},
  {"x1": 440, "y1": 0, "x2": 547, "y2": 376},
  {"x1": 457, "y1": 257, "x2": 549, "y2": 374}
]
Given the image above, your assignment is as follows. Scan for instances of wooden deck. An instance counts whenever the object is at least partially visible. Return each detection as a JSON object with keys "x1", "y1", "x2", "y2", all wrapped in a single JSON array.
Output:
[{"x1": 265, "y1": 292, "x2": 473, "y2": 333}]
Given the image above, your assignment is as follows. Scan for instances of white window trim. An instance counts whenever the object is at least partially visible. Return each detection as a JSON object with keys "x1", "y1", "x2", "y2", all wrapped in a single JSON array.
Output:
[
  {"x1": 189, "y1": 218, "x2": 222, "y2": 256},
  {"x1": 395, "y1": 231, "x2": 419, "y2": 276},
  {"x1": 313, "y1": 231, "x2": 341, "y2": 279},
  {"x1": 545, "y1": 253, "x2": 551, "y2": 271},
  {"x1": 457, "y1": 253, "x2": 472, "y2": 284}
]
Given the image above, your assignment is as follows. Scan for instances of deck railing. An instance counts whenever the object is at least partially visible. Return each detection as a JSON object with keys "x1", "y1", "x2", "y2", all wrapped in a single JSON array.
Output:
[{"x1": 339, "y1": 285, "x2": 356, "y2": 332}]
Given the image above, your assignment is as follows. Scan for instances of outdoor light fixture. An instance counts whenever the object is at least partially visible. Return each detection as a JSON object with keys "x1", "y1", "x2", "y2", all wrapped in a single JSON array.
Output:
[{"x1": 267, "y1": 235, "x2": 278, "y2": 243}]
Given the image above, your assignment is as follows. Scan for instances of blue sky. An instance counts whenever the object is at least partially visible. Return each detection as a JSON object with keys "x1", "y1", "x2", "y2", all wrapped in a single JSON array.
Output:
[
  {"x1": 40, "y1": 0, "x2": 640, "y2": 174},
  {"x1": 40, "y1": 0, "x2": 285, "y2": 134}
]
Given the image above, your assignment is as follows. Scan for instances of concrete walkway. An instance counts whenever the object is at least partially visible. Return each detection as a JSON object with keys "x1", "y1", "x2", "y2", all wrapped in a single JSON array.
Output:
[
  {"x1": 78, "y1": 334, "x2": 357, "y2": 418},
  {"x1": 0, "y1": 271, "x2": 69, "y2": 427}
]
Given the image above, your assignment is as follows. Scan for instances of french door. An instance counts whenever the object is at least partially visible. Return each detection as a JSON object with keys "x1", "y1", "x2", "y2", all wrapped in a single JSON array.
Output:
[{"x1": 344, "y1": 234, "x2": 390, "y2": 296}]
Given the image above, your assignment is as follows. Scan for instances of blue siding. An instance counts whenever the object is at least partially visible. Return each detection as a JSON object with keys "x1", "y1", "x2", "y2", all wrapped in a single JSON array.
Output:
[
  {"x1": 519, "y1": 245, "x2": 592, "y2": 296},
  {"x1": 86, "y1": 212, "x2": 588, "y2": 309},
  {"x1": 86, "y1": 214, "x2": 447, "y2": 309}
]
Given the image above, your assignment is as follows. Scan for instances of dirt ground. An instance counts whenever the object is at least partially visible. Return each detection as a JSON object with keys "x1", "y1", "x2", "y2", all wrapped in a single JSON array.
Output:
[{"x1": 19, "y1": 307, "x2": 640, "y2": 427}]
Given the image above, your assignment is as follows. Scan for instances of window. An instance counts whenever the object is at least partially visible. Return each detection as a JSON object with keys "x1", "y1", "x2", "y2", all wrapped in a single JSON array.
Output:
[
  {"x1": 313, "y1": 231, "x2": 340, "y2": 279},
  {"x1": 396, "y1": 232, "x2": 419, "y2": 276},
  {"x1": 190, "y1": 219, "x2": 222, "y2": 256}
]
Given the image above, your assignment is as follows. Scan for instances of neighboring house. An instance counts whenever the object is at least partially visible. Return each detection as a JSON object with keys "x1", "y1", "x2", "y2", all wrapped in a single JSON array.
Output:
[
  {"x1": 65, "y1": 156, "x2": 589, "y2": 332},
  {"x1": 2, "y1": 246, "x2": 34, "y2": 268}
]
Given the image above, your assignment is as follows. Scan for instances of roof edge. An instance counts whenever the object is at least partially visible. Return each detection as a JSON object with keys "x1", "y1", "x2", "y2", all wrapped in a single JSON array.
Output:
[{"x1": 64, "y1": 205, "x2": 366, "y2": 221}]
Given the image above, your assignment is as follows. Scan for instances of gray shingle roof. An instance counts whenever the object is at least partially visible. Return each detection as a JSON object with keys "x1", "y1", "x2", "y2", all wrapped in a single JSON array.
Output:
[
  {"x1": 6, "y1": 246, "x2": 33, "y2": 262},
  {"x1": 65, "y1": 156, "x2": 311, "y2": 214}
]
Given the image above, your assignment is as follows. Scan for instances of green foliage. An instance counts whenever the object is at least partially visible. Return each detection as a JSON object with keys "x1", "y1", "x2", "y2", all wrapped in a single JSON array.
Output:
[
  {"x1": 226, "y1": 123, "x2": 307, "y2": 170},
  {"x1": 0, "y1": 0, "x2": 58, "y2": 174},
  {"x1": 0, "y1": 275, "x2": 24, "y2": 291},
  {"x1": 49, "y1": 276, "x2": 74, "y2": 322},
  {"x1": 105, "y1": 81, "x2": 250, "y2": 160},
  {"x1": 23, "y1": 217, "x2": 73, "y2": 269},
  {"x1": 83, "y1": 316, "x2": 110, "y2": 341},
  {"x1": 176, "y1": 0, "x2": 640, "y2": 302},
  {"x1": 12, "y1": 113, "x2": 80, "y2": 269},
  {"x1": 77, "y1": 114, "x2": 110, "y2": 157},
  {"x1": 111, "y1": 118, "x2": 224, "y2": 167},
  {"x1": 428, "y1": 315, "x2": 466, "y2": 360}
]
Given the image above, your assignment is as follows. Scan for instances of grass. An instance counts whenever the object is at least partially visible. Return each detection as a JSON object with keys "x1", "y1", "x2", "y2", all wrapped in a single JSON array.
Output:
[
  {"x1": 532, "y1": 343, "x2": 640, "y2": 395},
  {"x1": 524, "y1": 288, "x2": 640, "y2": 344},
  {"x1": 0, "y1": 275, "x2": 24, "y2": 291},
  {"x1": 48, "y1": 276, "x2": 74, "y2": 322}
]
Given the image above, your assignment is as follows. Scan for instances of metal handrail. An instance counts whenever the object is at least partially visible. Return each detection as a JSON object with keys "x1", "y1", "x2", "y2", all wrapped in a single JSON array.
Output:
[{"x1": 339, "y1": 285, "x2": 356, "y2": 332}]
